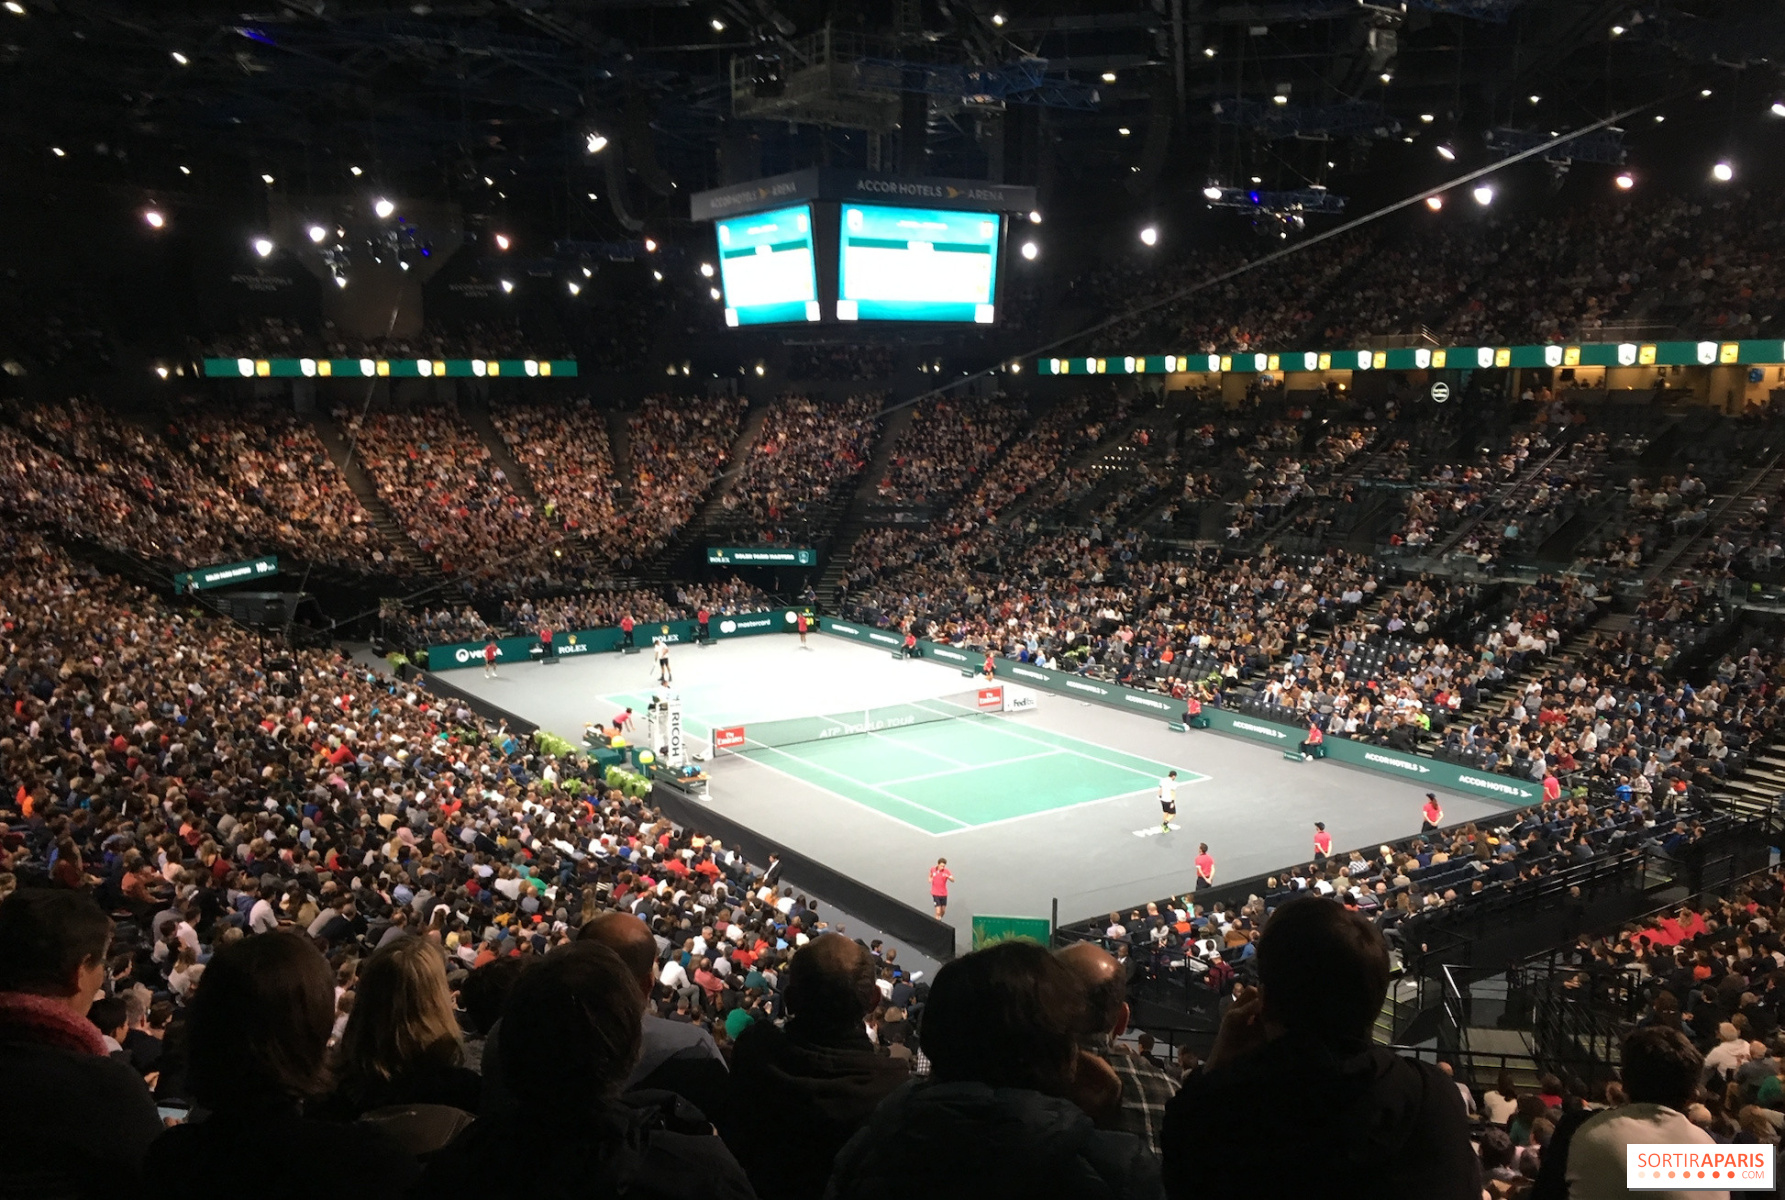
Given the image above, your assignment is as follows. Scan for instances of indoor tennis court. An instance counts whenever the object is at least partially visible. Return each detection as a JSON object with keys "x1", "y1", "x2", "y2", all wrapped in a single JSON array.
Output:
[
  {"x1": 445, "y1": 630, "x2": 1514, "y2": 951},
  {"x1": 591, "y1": 689, "x2": 1209, "y2": 835}
]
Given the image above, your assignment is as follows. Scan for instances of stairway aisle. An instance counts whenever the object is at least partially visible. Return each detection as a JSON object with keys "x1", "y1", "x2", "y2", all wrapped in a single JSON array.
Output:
[
  {"x1": 459, "y1": 404, "x2": 545, "y2": 511},
  {"x1": 816, "y1": 403, "x2": 918, "y2": 605},
  {"x1": 638, "y1": 400, "x2": 773, "y2": 582},
  {"x1": 606, "y1": 405, "x2": 634, "y2": 507},
  {"x1": 305, "y1": 412, "x2": 444, "y2": 584}
]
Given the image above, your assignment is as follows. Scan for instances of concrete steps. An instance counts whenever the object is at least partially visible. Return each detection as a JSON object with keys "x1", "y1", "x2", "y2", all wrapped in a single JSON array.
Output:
[
  {"x1": 459, "y1": 404, "x2": 545, "y2": 512},
  {"x1": 305, "y1": 412, "x2": 443, "y2": 583}
]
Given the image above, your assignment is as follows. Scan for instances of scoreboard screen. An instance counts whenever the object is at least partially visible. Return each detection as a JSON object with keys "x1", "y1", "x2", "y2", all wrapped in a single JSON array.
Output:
[
  {"x1": 714, "y1": 205, "x2": 821, "y2": 326},
  {"x1": 836, "y1": 204, "x2": 1000, "y2": 323}
]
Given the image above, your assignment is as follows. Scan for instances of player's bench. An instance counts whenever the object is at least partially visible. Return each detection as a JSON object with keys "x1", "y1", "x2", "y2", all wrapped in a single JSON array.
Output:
[
  {"x1": 1283, "y1": 744, "x2": 1328, "y2": 761},
  {"x1": 1168, "y1": 715, "x2": 1211, "y2": 732}
]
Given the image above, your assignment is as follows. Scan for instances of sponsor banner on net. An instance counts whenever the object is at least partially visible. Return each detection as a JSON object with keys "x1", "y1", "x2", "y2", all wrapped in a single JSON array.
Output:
[
  {"x1": 1627, "y1": 1145, "x2": 1773, "y2": 1190},
  {"x1": 714, "y1": 726, "x2": 746, "y2": 750}
]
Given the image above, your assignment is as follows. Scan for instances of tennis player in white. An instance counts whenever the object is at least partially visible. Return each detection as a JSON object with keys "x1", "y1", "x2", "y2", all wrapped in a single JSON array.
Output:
[
  {"x1": 1158, "y1": 769, "x2": 1178, "y2": 833},
  {"x1": 653, "y1": 636, "x2": 672, "y2": 685}
]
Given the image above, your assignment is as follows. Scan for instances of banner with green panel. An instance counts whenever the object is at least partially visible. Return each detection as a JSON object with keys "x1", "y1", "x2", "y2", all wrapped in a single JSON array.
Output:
[
  {"x1": 173, "y1": 555, "x2": 279, "y2": 592},
  {"x1": 971, "y1": 915, "x2": 1053, "y2": 949},
  {"x1": 707, "y1": 546, "x2": 817, "y2": 566},
  {"x1": 422, "y1": 608, "x2": 807, "y2": 670},
  {"x1": 1036, "y1": 337, "x2": 1785, "y2": 377},
  {"x1": 204, "y1": 357, "x2": 578, "y2": 379},
  {"x1": 817, "y1": 617, "x2": 1540, "y2": 805}
]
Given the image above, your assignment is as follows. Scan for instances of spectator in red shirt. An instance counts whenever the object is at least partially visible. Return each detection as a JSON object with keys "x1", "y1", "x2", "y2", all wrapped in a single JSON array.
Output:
[
  {"x1": 1194, "y1": 845, "x2": 1215, "y2": 891},
  {"x1": 1421, "y1": 794, "x2": 1444, "y2": 832},
  {"x1": 1312, "y1": 822, "x2": 1332, "y2": 861}
]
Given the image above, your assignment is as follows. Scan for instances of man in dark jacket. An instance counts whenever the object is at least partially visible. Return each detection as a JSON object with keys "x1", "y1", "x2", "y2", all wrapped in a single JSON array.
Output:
[
  {"x1": 0, "y1": 889, "x2": 164, "y2": 1197},
  {"x1": 1160, "y1": 896, "x2": 1479, "y2": 1200},
  {"x1": 829, "y1": 940, "x2": 1161, "y2": 1200},
  {"x1": 722, "y1": 934, "x2": 909, "y2": 1200}
]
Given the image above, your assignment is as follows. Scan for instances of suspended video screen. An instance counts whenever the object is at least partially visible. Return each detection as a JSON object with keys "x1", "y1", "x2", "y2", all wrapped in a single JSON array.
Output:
[
  {"x1": 714, "y1": 204, "x2": 821, "y2": 326},
  {"x1": 836, "y1": 204, "x2": 1000, "y2": 323}
]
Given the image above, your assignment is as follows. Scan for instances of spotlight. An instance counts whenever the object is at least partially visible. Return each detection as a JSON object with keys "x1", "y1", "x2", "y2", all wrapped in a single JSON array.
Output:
[
  {"x1": 1203, "y1": 46, "x2": 1216, "y2": 57},
  {"x1": 1773, "y1": 102, "x2": 1785, "y2": 118},
  {"x1": 587, "y1": 192, "x2": 598, "y2": 200},
  {"x1": 50, "y1": 146, "x2": 64, "y2": 156},
  {"x1": 652, "y1": 270, "x2": 663, "y2": 281},
  {"x1": 1528, "y1": 94, "x2": 1541, "y2": 104},
  {"x1": 373, "y1": 197, "x2": 395, "y2": 218},
  {"x1": 710, "y1": 287, "x2": 722, "y2": 300},
  {"x1": 644, "y1": 238, "x2": 658, "y2": 252},
  {"x1": 494, "y1": 233, "x2": 511, "y2": 251},
  {"x1": 567, "y1": 281, "x2": 581, "y2": 296},
  {"x1": 170, "y1": 51, "x2": 189, "y2": 65},
  {"x1": 1020, "y1": 241, "x2": 1039, "y2": 260},
  {"x1": 335, "y1": 275, "x2": 348, "y2": 289},
  {"x1": 1139, "y1": 225, "x2": 1158, "y2": 246},
  {"x1": 992, "y1": 12, "x2": 1006, "y2": 25},
  {"x1": 1118, "y1": 126, "x2": 1131, "y2": 136},
  {"x1": 1701, "y1": 89, "x2": 1712, "y2": 98},
  {"x1": 585, "y1": 132, "x2": 608, "y2": 154},
  {"x1": 349, "y1": 165, "x2": 363, "y2": 176},
  {"x1": 143, "y1": 209, "x2": 166, "y2": 229},
  {"x1": 582, "y1": 267, "x2": 592, "y2": 278},
  {"x1": 710, "y1": 17, "x2": 725, "y2": 31},
  {"x1": 754, "y1": 363, "x2": 766, "y2": 376},
  {"x1": 1419, "y1": 113, "x2": 1434, "y2": 123},
  {"x1": 1654, "y1": 115, "x2": 1665, "y2": 123},
  {"x1": 1380, "y1": 73, "x2": 1392, "y2": 84},
  {"x1": 155, "y1": 366, "x2": 169, "y2": 379},
  {"x1": 1436, "y1": 144, "x2": 1456, "y2": 161},
  {"x1": 1272, "y1": 94, "x2": 1289, "y2": 106},
  {"x1": 1102, "y1": 72, "x2": 1117, "y2": 83},
  {"x1": 500, "y1": 279, "x2": 515, "y2": 294},
  {"x1": 261, "y1": 173, "x2": 274, "y2": 185},
  {"x1": 4, "y1": 3, "x2": 24, "y2": 14},
  {"x1": 252, "y1": 237, "x2": 274, "y2": 257},
  {"x1": 1712, "y1": 161, "x2": 1734, "y2": 182},
  {"x1": 1471, "y1": 185, "x2": 1494, "y2": 206},
  {"x1": 179, "y1": 165, "x2": 190, "y2": 175},
  {"x1": 1028, "y1": 211, "x2": 1041, "y2": 224},
  {"x1": 699, "y1": 262, "x2": 715, "y2": 277},
  {"x1": 1425, "y1": 195, "x2": 1443, "y2": 211},
  {"x1": 1615, "y1": 172, "x2": 1635, "y2": 190},
  {"x1": 1202, "y1": 186, "x2": 1223, "y2": 200},
  {"x1": 306, "y1": 224, "x2": 327, "y2": 244}
]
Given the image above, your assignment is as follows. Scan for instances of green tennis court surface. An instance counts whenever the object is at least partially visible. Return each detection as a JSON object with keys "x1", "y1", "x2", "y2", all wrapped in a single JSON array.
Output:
[{"x1": 601, "y1": 691, "x2": 1208, "y2": 835}]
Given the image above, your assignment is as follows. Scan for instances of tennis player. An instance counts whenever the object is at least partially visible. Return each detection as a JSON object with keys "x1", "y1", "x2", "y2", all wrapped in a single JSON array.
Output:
[
  {"x1": 653, "y1": 636, "x2": 672, "y2": 685},
  {"x1": 796, "y1": 611, "x2": 810, "y2": 648},
  {"x1": 1158, "y1": 770, "x2": 1178, "y2": 832},
  {"x1": 929, "y1": 858, "x2": 954, "y2": 919}
]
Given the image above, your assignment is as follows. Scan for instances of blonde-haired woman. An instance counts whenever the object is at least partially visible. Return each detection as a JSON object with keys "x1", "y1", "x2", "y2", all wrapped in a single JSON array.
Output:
[{"x1": 316, "y1": 935, "x2": 480, "y2": 1119}]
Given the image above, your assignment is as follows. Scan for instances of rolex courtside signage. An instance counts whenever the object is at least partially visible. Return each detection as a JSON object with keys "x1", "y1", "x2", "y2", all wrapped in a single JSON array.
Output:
[{"x1": 707, "y1": 546, "x2": 817, "y2": 567}]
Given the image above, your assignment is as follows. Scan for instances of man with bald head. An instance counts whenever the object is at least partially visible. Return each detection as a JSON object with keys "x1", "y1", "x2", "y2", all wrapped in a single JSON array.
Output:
[
  {"x1": 578, "y1": 911, "x2": 728, "y2": 1120},
  {"x1": 1058, "y1": 940, "x2": 1180, "y2": 1155},
  {"x1": 721, "y1": 933, "x2": 910, "y2": 1200}
]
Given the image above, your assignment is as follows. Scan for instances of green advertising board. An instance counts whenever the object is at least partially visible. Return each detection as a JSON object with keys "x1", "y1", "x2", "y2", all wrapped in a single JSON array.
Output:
[
  {"x1": 202, "y1": 357, "x2": 578, "y2": 379},
  {"x1": 816, "y1": 617, "x2": 1540, "y2": 806},
  {"x1": 422, "y1": 608, "x2": 809, "y2": 670},
  {"x1": 971, "y1": 915, "x2": 1053, "y2": 949},
  {"x1": 707, "y1": 546, "x2": 817, "y2": 567},
  {"x1": 173, "y1": 555, "x2": 279, "y2": 592}
]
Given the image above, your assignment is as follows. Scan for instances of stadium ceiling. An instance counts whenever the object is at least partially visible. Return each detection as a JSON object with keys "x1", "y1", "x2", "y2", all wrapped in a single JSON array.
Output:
[{"x1": 1, "y1": 0, "x2": 1782, "y2": 229}]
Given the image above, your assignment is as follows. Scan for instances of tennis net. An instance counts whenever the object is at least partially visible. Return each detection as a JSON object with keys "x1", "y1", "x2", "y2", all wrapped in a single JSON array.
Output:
[{"x1": 712, "y1": 687, "x2": 1005, "y2": 755}]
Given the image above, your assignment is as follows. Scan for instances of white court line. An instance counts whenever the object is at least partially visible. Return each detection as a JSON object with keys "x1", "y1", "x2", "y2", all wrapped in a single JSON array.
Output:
[
  {"x1": 930, "y1": 784, "x2": 1162, "y2": 837},
  {"x1": 968, "y1": 714, "x2": 1212, "y2": 785},
  {"x1": 865, "y1": 728, "x2": 970, "y2": 768},
  {"x1": 880, "y1": 748, "x2": 1067, "y2": 786},
  {"x1": 739, "y1": 744, "x2": 972, "y2": 832}
]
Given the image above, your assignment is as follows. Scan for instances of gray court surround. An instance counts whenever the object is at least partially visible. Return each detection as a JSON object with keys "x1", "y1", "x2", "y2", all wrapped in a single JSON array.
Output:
[{"x1": 450, "y1": 632, "x2": 1516, "y2": 954}]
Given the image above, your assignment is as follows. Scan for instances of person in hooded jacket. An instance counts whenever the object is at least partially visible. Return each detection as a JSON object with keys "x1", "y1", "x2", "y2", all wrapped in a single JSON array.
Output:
[
  {"x1": 1160, "y1": 896, "x2": 1479, "y2": 1200},
  {"x1": 826, "y1": 939, "x2": 1161, "y2": 1200},
  {"x1": 724, "y1": 933, "x2": 910, "y2": 1200}
]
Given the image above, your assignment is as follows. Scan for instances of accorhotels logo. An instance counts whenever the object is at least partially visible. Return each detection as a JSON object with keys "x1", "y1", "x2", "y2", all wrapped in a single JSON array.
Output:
[
  {"x1": 1124, "y1": 694, "x2": 1172, "y2": 712},
  {"x1": 1232, "y1": 721, "x2": 1288, "y2": 740},
  {"x1": 1459, "y1": 774, "x2": 1530, "y2": 798},
  {"x1": 831, "y1": 624, "x2": 861, "y2": 637},
  {"x1": 1364, "y1": 752, "x2": 1431, "y2": 776},
  {"x1": 1065, "y1": 680, "x2": 1108, "y2": 696},
  {"x1": 1012, "y1": 667, "x2": 1052, "y2": 683},
  {"x1": 931, "y1": 648, "x2": 968, "y2": 662},
  {"x1": 868, "y1": 632, "x2": 901, "y2": 646}
]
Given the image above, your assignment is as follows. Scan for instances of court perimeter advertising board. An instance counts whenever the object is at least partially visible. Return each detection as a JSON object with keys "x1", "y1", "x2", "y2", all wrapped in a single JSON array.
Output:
[
  {"x1": 714, "y1": 204, "x2": 820, "y2": 326},
  {"x1": 707, "y1": 546, "x2": 816, "y2": 566},
  {"x1": 836, "y1": 204, "x2": 1000, "y2": 323}
]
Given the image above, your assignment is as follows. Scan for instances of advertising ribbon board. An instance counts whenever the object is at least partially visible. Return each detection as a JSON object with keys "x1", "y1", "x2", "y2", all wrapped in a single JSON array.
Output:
[{"x1": 173, "y1": 555, "x2": 279, "y2": 592}]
